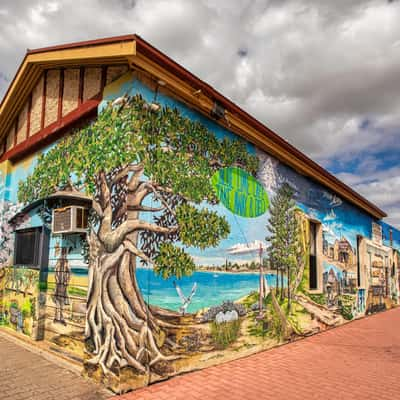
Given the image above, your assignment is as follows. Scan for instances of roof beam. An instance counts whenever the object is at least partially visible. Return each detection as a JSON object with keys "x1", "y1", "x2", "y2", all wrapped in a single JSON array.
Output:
[{"x1": 0, "y1": 97, "x2": 99, "y2": 164}]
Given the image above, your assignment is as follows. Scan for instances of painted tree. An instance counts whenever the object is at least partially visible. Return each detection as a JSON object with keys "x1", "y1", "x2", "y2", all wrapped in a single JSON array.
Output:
[
  {"x1": 266, "y1": 183, "x2": 302, "y2": 310},
  {"x1": 267, "y1": 188, "x2": 285, "y2": 298},
  {"x1": 18, "y1": 94, "x2": 258, "y2": 376}
]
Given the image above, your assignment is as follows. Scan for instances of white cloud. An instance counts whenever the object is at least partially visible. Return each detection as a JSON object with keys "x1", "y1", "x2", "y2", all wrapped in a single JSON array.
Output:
[{"x1": 337, "y1": 165, "x2": 400, "y2": 227}]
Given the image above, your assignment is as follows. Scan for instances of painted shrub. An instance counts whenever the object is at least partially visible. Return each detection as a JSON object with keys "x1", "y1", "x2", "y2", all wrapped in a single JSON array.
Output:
[{"x1": 0, "y1": 71, "x2": 398, "y2": 392}]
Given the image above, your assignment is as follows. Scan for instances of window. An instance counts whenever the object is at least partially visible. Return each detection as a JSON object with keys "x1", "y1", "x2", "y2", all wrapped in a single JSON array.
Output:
[
  {"x1": 14, "y1": 227, "x2": 48, "y2": 268},
  {"x1": 76, "y1": 207, "x2": 88, "y2": 229}
]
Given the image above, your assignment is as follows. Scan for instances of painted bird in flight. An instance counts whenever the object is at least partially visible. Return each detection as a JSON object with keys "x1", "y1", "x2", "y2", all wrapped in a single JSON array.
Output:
[{"x1": 173, "y1": 281, "x2": 197, "y2": 315}]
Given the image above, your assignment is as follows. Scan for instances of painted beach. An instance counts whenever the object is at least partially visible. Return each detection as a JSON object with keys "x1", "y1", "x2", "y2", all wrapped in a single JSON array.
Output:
[{"x1": 49, "y1": 267, "x2": 280, "y2": 314}]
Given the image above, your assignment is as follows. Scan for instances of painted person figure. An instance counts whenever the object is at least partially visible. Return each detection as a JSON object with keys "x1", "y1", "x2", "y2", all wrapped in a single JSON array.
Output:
[{"x1": 53, "y1": 247, "x2": 71, "y2": 325}]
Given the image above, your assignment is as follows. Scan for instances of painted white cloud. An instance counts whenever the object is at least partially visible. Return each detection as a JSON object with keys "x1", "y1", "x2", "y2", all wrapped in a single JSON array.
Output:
[{"x1": 227, "y1": 240, "x2": 267, "y2": 255}]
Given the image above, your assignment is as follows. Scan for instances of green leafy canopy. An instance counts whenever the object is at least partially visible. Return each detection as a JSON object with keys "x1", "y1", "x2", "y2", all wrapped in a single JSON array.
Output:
[
  {"x1": 18, "y1": 95, "x2": 259, "y2": 279},
  {"x1": 19, "y1": 95, "x2": 258, "y2": 205}
]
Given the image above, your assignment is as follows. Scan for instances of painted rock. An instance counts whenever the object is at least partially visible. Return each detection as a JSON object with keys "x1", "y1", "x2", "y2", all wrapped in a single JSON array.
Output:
[{"x1": 215, "y1": 309, "x2": 239, "y2": 324}]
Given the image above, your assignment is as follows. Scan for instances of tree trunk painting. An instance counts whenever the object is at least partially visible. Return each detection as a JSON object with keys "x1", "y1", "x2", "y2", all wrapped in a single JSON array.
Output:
[
  {"x1": 84, "y1": 171, "x2": 181, "y2": 376},
  {"x1": 267, "y1": 183, "x2": 303, "y2": 306}
]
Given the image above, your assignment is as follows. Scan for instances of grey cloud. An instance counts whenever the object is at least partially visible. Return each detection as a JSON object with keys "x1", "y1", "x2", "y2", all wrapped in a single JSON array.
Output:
[
  {"x1": 0, "y1": 0, "x2": 399, "y2": 225},
  {"x1": 337, "y1": 165, "x2": 400, "y2": 226}
]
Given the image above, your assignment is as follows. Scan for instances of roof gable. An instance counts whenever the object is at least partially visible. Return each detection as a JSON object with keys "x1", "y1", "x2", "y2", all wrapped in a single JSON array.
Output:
[{"x1": 0, "y1": 35, "x2": 136, "y2": 143}]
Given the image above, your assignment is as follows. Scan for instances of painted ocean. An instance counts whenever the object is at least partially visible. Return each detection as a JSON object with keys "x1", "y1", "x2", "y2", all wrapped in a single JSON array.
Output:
[
  {"x1": 137, "y1": 268, "x2": 280, "y2": 313},
  {"x1": 66, "y1": 266, "x2": 280, "y2": 313}
]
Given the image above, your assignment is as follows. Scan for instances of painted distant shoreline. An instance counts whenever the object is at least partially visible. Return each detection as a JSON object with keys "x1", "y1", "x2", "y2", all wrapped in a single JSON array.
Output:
[
  {"x1": 53, "y1": 265, "x2": 280, "y2": 276},
  {"x1": 196, "y1": 266, "x2": 279, "y2": 275}
]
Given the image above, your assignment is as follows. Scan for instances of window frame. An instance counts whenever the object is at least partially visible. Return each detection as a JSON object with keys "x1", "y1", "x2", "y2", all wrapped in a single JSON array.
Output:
[{"x1": 14, "y1": 227, "x2": 43, "y2": 269}]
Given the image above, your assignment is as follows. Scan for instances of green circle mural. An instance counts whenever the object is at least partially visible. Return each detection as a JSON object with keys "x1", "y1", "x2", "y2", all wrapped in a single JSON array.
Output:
[{"x1": 211, "y1": 167, "x2": 269, "y2": 218}]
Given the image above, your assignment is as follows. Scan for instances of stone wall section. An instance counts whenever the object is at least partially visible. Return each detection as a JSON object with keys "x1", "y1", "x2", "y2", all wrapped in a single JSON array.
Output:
[
  {"x1": 5, "y1": 126, "x2": 14, "y2": 153},
  {"x1": 30, "y1": 76, "x2": 44, "y2": 136},
  {"x1": 16, "y1": 101, "x2": 28, "y2": 145},
  {"x1": 83, "y1": 67, "x2": 102, "y2": 101},
  {"x1": 44, "y1": 69, "x2": 60, "y2": 127},
  {"x1": 62, "y1": 69, "x2": 80, "y2": 117}
]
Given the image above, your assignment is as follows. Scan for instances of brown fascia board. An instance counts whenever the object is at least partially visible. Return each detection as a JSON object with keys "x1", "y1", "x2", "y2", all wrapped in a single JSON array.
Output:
[
  {"x1": 0, "y1": 34, "x2": 387, "y2": 219},
  {"x1": 25, "y1": 34, "x2": 137, "y2": 55}
]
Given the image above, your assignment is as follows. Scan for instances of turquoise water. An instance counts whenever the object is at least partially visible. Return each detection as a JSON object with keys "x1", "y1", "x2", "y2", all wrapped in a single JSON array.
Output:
[
  {"x1": 136, "y1": 268, "x2": 279, "y2": 313},
  {"x1": 65, "y1": 267, "x2": 281, "y2": 313}
]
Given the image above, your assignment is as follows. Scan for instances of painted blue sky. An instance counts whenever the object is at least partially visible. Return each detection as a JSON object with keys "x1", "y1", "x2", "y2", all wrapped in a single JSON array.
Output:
[{"x1": 0, "y1": 1, "x2": 399, "y2": 228}]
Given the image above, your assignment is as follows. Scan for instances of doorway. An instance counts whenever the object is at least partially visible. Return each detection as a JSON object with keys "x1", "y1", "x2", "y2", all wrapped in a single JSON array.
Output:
[{"x1": 309, "y1": 221, "x2": 318, "y2": 290}]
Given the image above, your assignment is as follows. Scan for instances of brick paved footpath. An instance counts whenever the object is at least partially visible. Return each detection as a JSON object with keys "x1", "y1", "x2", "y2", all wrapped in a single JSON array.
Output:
[
  {"x1": 118, "y1": 308, "x2": 400, "y2": 400},
  {"x1": 0, "y1": 330, "x2": 110, "y2": 400}
]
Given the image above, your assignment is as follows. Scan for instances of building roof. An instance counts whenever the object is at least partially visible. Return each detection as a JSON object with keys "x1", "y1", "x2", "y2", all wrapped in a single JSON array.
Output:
[
  {"x1": 8, "y1": 190, "x2": 92, "y2": 225},
  {"x1": 0, "y1": 34, "x2": 387, "y2": 219}
]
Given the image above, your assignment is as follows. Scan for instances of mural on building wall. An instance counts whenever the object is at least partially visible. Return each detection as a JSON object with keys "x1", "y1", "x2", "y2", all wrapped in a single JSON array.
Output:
[
  {"x1": 0, "y1": 71, "x2": 399, "y2": 392},
  {"x1": 18, "y1": 91, "x2": 266, "y2": 389},
  {"x1": 0, "y1": 164, "x2": 23, "y2": 265}
]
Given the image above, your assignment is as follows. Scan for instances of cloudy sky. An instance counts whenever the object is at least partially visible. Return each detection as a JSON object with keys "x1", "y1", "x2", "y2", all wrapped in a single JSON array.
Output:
[{"x1": 0, "y1": 0, "x2": 399, "y2": 227}]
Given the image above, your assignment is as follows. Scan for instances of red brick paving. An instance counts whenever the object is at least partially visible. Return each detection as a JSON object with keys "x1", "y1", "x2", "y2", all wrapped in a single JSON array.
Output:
[{"x1": 117, "y1": 308, "x2": 400, "y2": 400}]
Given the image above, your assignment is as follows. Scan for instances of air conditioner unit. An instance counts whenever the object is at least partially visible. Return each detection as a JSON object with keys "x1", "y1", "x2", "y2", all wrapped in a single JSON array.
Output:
[{"x1": 52, "y1": 206, "x2": 88, "y2": 234}]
